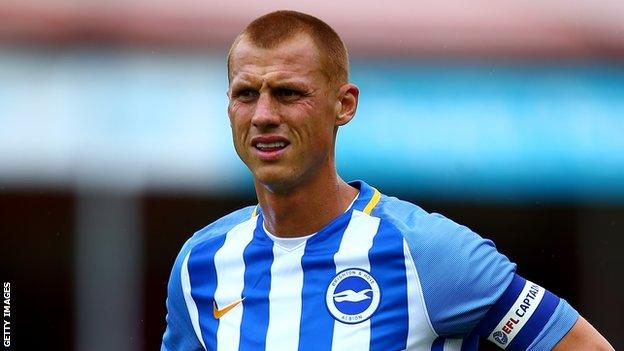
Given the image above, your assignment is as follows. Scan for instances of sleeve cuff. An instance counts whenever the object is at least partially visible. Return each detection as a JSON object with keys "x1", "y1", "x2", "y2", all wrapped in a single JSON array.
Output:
[{"x1": 527, "y1": 299, "x2": 579, "y2": 351}]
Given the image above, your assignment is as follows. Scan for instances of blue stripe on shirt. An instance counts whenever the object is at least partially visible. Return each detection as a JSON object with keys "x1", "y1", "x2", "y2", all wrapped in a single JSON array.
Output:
[
  {"x1": 350, "y1": 180, "x2": 375, "y2": 212},
  {"x1": 238, "y1": 215, "x2": 274, "y2": 350},
  {"x1": 188, "y1": 235, "x2": 228, "y2": 350},
  {"x1": 473, "y1": 274, "x2": 526, "y2": 336},
  {"x1": 431, "y1": 336, "x2": 446, "y2": 351},
  {"x1": 460, "y1": 333, "x2": 479, "y2": 351},
  {"x1": 368, "y1": 219, "x2": 409, "y2": 351},
  {"x1": 297, "y1": 211, "x2": 352, "y2": 351}
]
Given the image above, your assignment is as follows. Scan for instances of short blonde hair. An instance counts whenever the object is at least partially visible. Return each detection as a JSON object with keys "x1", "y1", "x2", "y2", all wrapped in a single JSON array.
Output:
[{"x1": 227, "y1": 10, "x2": 349, "y2": 88}]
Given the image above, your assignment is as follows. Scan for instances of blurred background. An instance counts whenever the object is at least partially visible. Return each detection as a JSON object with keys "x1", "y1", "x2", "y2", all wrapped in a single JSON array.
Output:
[{"x1": 1, "y1": 1, "x2": 623, "y2": 350}]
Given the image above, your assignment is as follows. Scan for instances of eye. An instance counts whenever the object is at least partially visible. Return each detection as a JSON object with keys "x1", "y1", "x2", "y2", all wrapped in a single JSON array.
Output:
[
  {"x1": 233, "y1": 89, "x2": 258, "y2": 102},
  {"x1": 276, "y1": 88, "x2": 302, "y2": 101}
]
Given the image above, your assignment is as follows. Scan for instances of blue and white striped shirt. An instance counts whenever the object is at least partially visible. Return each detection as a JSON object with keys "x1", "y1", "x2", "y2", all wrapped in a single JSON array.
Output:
[{"x1": 162, "y1": 180, "x2": 578, "y2": 350}]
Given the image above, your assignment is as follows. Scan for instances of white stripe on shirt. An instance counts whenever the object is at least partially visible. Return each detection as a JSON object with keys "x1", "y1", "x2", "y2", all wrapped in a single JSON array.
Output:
[
  {"x1": 181, "y1": 251, "x2": 207, "y2": 350},
  {"x1": 402, "y1": 239, "x2": 439, "y2": 350},
  {"x1": 331, "y1": 209, "x2": 381, "y2": 351},
  {"x1": 213, "y1": 217, "x2": 256, "y2": 351},
  {"x1": 444, "y1": 338, "x2": 463, "y2": 351},
  {"x1": 265, "y1": 243, "x2": 307, "y2": 350}
]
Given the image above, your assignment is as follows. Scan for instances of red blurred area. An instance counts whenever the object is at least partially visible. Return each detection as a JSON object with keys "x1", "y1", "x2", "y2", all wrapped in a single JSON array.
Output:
[{"x1": 1, "y1": 1, "x2": 624, "y2": 58}]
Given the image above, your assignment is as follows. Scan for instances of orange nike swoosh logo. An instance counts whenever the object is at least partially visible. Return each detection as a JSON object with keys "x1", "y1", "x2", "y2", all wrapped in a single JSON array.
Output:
[{"x1": 213, "y1": 297, "x2": 244, "y2": 319}]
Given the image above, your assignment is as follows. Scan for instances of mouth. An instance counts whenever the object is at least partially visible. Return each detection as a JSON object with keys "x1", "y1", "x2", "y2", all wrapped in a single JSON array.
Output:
[
  {"x1": 251, "y1": 136, "x2": 290, "y2": 160},
  {"x1": 254, "y1": 140, "x2": 288, "y2": 151}
]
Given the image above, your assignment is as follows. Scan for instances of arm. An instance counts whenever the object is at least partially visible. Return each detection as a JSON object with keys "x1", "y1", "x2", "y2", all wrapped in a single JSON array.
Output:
[
  {"x1": 400, "y1": 211, "x2": 608, "y2": 350},
  {"x1": 161, "y1": 248, "x2": 205, "y2": 351},
  {"x1": 553, "y1": 316, "x2": 614, "y2": 351}
]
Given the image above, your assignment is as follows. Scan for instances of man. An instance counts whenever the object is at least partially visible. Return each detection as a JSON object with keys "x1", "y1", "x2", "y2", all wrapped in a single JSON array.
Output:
[{"x1": 162, "y1": 10, "x2": 614, "y2": 351}]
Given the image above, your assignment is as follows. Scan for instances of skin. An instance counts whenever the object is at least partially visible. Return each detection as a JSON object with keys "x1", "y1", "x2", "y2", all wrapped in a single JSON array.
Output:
[
  {"x1": 227, "y1": 32, "x2": 614, "y2": 349},
  {"x1": 553, "y1": 317, "x2": 614, "y2": 350},
  {"x1": 227, "y1": 34, "x2": 359, "y2": 237}
]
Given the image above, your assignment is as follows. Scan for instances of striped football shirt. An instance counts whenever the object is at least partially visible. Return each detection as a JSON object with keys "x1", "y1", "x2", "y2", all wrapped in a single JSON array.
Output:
[{"x1": 162, "y1": 180, "x2": 578, "y2": 351}]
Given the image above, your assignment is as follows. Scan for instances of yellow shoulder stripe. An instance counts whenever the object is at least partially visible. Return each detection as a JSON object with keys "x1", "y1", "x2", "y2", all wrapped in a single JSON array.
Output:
[
  {"x1": 363, "y1": 188, "x2": 381, "y2": 215},
  {"x1": 251, "y1": 190, "x2": 379, "y2": 218}
]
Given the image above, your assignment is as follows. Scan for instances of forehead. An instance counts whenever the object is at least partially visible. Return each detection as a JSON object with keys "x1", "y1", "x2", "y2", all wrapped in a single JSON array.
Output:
[{"x1": 228, "y1": 35, "x2": 325, "y2": 84}]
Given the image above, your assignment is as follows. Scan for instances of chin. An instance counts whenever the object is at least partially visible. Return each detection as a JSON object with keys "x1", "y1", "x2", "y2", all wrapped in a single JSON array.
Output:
[{"x1": 252, "y1": 166, "x2": 300, "y2": 193}]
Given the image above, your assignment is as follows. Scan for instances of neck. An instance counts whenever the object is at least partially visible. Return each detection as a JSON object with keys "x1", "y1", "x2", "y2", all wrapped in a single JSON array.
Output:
[{"x1": 254, "y1": 172, "x2": 358, "y2": 238}]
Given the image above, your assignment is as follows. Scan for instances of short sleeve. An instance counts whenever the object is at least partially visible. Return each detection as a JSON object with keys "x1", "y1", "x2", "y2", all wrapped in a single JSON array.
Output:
[
  {"x1": 403, "y1": 212, "x2": 517, "y2": 336},
  {"x1": 161, "y1": 206, "x2": 254, "y2": 351},
  {"x1": 403, "y1": 211, "x2": 579, "y2": 349},
  {"x1": 161, "y1": 241, "x2": 204, "y2": 351}
]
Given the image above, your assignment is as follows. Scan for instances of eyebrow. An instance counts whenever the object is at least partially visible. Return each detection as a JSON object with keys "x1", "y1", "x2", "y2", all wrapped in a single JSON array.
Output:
[
  {"x1": 270, "y1": 81, "x2": 308, "y2": 91},
  {"x1": 230, "y1": 78, "x2": 309, "y2": 92}
]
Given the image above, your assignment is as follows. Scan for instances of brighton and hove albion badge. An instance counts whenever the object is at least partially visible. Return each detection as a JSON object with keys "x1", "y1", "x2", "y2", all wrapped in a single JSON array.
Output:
[{"x1": 325, "y1": 268, "x2": 381, "y2": 324}]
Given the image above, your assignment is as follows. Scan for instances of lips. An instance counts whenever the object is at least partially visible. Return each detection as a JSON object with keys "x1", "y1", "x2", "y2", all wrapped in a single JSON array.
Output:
[{"x1": 251, "y1": 135, "x2": 290, "y2": 160}]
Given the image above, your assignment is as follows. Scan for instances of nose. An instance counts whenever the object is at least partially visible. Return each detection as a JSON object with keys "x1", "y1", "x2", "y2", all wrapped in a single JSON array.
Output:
[{"x1": 251, "y1": 92, "x2": 280, "y2": 129}]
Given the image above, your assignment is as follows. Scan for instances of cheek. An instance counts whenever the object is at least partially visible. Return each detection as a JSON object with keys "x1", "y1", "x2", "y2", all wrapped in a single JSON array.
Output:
[
  {"x1": 228, "y1": 104, "x2": 250, "y2": 137},
  {"x1": 227, "y1": 102, "x2": 241, "y2": 122},
  {"x1": 300, "y1": 114, "x2": 336, "y2": 149}
]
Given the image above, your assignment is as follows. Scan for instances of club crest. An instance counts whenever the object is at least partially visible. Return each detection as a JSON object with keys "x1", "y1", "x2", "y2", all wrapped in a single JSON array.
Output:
[{"x1": 325, "y1": 268, "x2": 381, "y2": 324}]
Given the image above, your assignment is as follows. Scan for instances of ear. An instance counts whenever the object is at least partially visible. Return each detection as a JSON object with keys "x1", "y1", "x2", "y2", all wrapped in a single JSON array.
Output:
[{"x1": 335, "y1": 83, "x2": 359, "y2": 127}]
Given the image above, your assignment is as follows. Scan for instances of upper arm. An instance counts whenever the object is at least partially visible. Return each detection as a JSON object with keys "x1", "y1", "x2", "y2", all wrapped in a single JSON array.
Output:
[
  {"x1": 403, "y1": 212, "x2": 583, "y2": 349},
  {"x1": 404, "y1": 213, "x2": 517, "y2": 335},
  {"x1": 552, "y1": 316, "x2": 614, "y2": 351},
  {"x1": 161, "y1": 245, "x2": 204, "y2": 351},
  {"x1": 161, "y1": 207, "x2": 254, "y2": 350},
  {"x1": 472, "y1": 275, "x2": 579, "y2": 350}
]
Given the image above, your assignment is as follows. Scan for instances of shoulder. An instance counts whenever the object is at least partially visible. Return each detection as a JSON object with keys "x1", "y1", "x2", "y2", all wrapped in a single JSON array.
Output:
[
  {"x1": 164, "y1": 205, "x2": 256, "y2": 315},
  {"x1": 371, "y1": 193, "x2": 510, "y2": 274},
  {"x1": 161, "y1": 206, "x2": 255, "y2": 350},
  {"x1": 371, "y1": 193, "x2": 516, "y2": 336},
  {"x1": 371, "y1": 194, "x2": 474, "y2": 249},
  {"x1": 168, "y1": 205, "x2": 256, "y2": 277},
  {"x1": 183, "y1": 205, "x2": 256, "y2": 253},
  {"x1": 371, "y1": 193, "x2": 514, "y2": 275}
]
